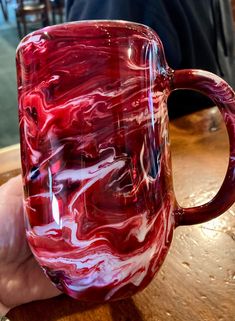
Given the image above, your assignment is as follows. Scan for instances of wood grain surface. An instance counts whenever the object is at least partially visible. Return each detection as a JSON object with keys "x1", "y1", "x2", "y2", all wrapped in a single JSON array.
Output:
[{"x1": 2, "y1": 107, "x2": 235, "y2": 321}]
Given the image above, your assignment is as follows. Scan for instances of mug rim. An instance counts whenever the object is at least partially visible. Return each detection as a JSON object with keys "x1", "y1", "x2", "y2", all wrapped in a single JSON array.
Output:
[{"x1": 16, "y1": 19, "x2": 159, "y2": 53}]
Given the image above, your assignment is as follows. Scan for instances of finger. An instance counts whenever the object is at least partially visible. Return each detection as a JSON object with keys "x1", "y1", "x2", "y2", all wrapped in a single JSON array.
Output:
[
  {"x1": 0, "y1": 175, "x2": 23, "y2": 197},
  {"x1": 0, "y1": 175, "x2": 27, "y2": 263}
]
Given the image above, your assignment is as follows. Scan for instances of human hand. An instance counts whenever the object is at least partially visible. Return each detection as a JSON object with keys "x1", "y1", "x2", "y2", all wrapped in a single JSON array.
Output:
[{"x1": 0, "y1": 176, "x2": 60, "y2": 315}]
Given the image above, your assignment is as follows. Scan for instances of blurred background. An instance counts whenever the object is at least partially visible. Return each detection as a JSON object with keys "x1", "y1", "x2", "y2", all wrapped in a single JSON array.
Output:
[{"x1": 0, "y1": 0, "x2": 65, "y2": 148}]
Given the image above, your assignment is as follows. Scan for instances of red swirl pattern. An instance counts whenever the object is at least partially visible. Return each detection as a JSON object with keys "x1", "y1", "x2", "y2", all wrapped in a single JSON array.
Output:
[{"x1": 17, "y1": 21, "x2": 175, "y2": 301}]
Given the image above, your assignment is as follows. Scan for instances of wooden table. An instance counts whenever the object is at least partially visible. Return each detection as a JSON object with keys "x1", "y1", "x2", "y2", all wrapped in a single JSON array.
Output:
[{"x1": 2, "y1": 107, "x2": 235, "y2": 321}]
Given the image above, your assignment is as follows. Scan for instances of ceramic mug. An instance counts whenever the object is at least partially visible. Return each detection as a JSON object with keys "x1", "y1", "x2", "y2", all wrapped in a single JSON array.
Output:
[{"x1": 16, "y1": 20, "x2": 235, "y2": 301}]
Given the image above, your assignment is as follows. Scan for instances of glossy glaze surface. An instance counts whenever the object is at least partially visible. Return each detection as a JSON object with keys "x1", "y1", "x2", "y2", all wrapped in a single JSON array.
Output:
[
  {"x1": 172, "y1": 69, "x2": 235, "y2": 225},
  {"x1": 4, "y1": 108, "x2": 235, "y2": 321},
  {"x1": 17, "y1": 21, "x2": 175, "y2": 301}
]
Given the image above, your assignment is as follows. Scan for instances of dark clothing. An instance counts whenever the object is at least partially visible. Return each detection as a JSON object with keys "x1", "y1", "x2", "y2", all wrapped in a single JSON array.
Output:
[{"x1": 66, "y1": 0, "x2": 235, "y2": 117}]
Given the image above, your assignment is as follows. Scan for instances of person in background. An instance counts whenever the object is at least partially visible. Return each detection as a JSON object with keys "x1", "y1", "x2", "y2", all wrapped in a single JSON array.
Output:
[{"x1": 66, "y1": 0, "x2": 235, "y2": 118}]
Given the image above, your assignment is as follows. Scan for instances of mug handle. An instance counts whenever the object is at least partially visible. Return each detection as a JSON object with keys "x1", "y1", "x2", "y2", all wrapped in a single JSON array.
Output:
[{"x1": 171, "y1": 69, "x2": 235, "y2": 226}]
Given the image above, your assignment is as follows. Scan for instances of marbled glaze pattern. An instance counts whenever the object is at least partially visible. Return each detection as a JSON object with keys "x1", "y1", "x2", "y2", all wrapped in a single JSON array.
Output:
[{"x1": 17, "y1": 21, "x2": 176, "y2": 301}]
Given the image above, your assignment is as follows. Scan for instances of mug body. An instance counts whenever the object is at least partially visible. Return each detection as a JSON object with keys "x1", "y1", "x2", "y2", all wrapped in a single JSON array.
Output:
[{"x1": 17, "y1": 20, "x2": 176, "y2": 301}]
